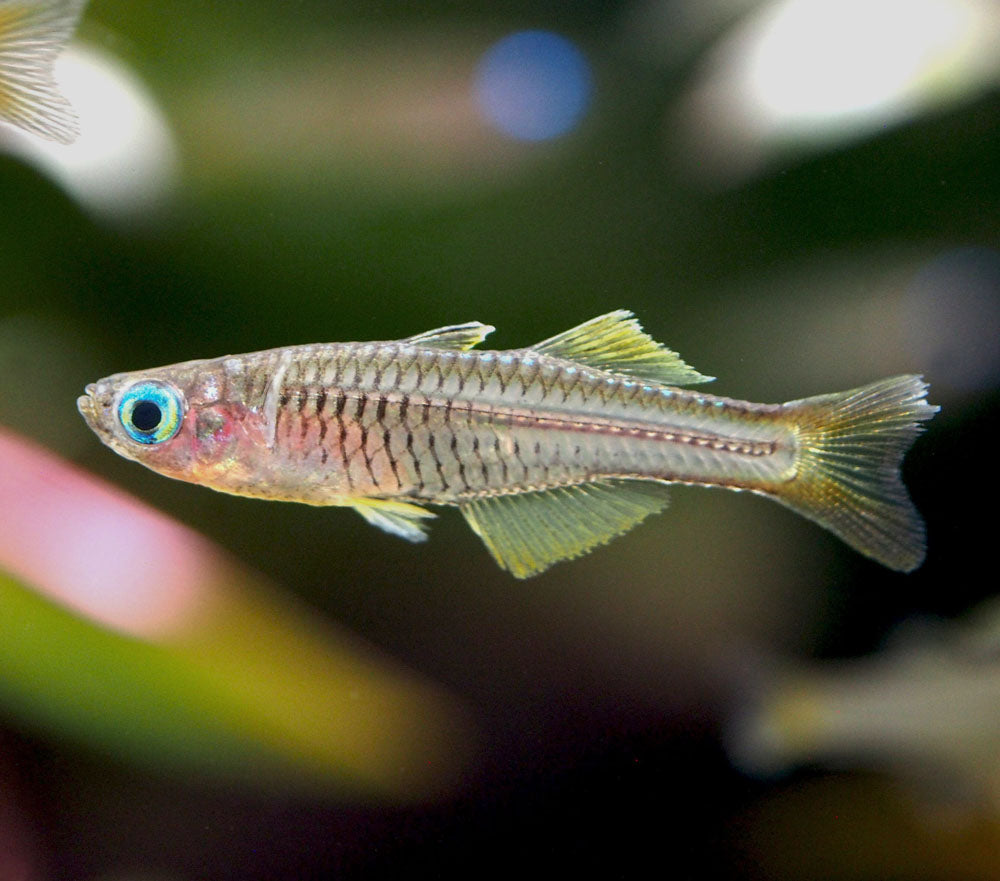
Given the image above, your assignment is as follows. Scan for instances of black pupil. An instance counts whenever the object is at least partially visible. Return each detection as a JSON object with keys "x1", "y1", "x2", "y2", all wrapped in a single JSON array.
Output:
[{"x1": 131, "y1": 400, "x2": 163, "y2": 432}]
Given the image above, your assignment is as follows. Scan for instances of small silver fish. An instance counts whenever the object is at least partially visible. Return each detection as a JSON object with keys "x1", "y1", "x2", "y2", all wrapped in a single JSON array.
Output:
[
  {"x1": 0, "y1": 0, "x2": 87, "y2": 144},
  {"x1": 77, "y1": 311, "x2": 938, "y2": 577}
]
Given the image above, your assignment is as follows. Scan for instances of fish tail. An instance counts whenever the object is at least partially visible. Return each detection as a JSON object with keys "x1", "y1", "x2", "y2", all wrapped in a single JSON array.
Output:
[
  {"x1": 0, "y1": 0, "x2": 85, "y2": 144},
  {"x1": 769, "y1": 375, "x2": 938, "y2": 572}
]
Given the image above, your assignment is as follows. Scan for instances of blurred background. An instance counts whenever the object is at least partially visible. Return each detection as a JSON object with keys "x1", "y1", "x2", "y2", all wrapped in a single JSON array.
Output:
[{"x1": 1, "y1": 0, "x2": 999, "y2": 878}]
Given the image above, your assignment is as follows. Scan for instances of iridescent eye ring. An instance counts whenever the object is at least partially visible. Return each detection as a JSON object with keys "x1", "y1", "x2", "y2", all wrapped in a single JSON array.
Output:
[{"x1": 118, "y1": 381, "x2": 184, "y2": 445}]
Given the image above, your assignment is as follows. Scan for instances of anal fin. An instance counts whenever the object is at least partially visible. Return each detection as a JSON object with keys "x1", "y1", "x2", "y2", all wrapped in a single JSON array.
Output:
[
  {"x1": 353, "y1": 498, "x2": 436, "y2": 542},
  {"x1": 460, "y1": 480, "x2": 670, "y2": 578}
]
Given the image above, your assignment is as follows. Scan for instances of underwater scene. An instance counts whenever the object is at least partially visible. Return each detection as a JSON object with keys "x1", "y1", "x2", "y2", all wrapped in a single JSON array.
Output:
[{"x1": 1, "y1": 0, "x2": 999, "y2": 878}]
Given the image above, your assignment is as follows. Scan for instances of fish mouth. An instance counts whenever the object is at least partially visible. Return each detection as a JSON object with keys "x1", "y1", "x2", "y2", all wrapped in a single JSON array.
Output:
[
  {"x1": 77, "y1": 383, "x2": 112, "y2": 438},
  {"x1": 77, "y1": 384, "x2": 96, "y2": 420}
]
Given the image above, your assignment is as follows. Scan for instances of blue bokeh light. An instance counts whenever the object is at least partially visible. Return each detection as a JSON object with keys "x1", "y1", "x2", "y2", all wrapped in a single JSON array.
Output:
[{"x1": 475, "y1": 30, "x2": 592, "y2": 142}]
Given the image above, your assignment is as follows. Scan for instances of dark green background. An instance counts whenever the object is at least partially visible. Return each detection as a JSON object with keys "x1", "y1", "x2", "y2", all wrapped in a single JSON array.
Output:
[{"x1": 2, "y1": 0, "x2": 998, "y2": 877}]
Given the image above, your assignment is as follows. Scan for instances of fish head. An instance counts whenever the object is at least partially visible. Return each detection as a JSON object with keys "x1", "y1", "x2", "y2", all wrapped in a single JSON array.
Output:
[{"x1": 77, "y1": 359, "x2": 264, "y2": 492}]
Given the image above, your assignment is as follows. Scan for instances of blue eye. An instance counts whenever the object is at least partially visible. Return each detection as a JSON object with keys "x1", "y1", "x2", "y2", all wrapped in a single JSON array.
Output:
[{"x1": 118, "y1": 381, "x2": 184, "y2": 444}]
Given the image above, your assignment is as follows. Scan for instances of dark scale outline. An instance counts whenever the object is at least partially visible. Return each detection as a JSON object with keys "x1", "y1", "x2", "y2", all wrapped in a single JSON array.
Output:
[
  {"x1": 333, "y1": 391, "x2": 353, "y2": 490},
  {"x1": 471, "y1": 434, "x2": 488, "y2": 487},
  {"x1": 406, "y1": 429, "x2": 425, "y2": 492},
  {"x1": 427, "y1": 433, "x2": 449, "y2": 492},
  {"x1": 515, "y1": 358, "x2": 538, "y2": 395},
  {"x1": 443, "y1": 398, "x2": 470, "y2": 492}
]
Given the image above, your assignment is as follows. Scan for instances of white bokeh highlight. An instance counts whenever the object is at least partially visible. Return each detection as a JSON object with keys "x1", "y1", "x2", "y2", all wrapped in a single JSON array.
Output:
[
  {"x1": 2, "y1": 44, "x2": 178, "y2": 224},
  {"x1": 676, "y1": 0, "x2": 1000, "y2": 183}
]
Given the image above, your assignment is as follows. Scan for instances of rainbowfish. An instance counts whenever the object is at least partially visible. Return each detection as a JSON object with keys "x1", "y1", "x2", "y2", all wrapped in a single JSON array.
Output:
[
  {"x1": 77, "y1": 311, "x2": 938, "y2": 578},
  {"x1": 0, "y1": 0, "x2": 86, "y2": 143}
]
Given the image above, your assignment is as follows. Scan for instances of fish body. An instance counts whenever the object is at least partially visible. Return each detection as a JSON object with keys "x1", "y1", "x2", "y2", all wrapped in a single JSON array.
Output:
[
  {"x1": 0, "y1": 0, "x2": 86, "y2": 143},
  {"x1": 78, "y1": 311, "x2": 938, "y2": 577}
]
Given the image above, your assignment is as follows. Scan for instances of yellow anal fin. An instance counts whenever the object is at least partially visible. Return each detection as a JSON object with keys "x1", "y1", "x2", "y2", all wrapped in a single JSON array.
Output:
[
  {"x1": 530, "y1": 310, "x2": 714, "y2": 387},
  {"x1": 404, "y1": 321, "x2": 495, "y2": 351},
  {"x1": 0, "y1": 0, "x2": 86, "y2": 144},
  {"x1": 460, "y1": 480, "x2": 670, "y2": 578},
  {"x1": 353, "y1": 498, "x2": 436, "y2": 542}
]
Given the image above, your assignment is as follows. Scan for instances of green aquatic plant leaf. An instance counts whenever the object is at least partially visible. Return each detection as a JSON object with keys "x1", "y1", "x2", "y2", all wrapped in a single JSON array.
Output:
[{"x1": 0, "y1": 428, "x2": 472, "y2": 800}]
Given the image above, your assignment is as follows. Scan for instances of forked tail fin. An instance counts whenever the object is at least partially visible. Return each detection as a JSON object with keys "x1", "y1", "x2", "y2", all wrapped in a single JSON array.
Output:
[
  {"x1": 0, "y1": 0, "x2": 86, "y2": 143},
  {"x1": 772, "y1": 376, "x2": 938, "y2": 572}
]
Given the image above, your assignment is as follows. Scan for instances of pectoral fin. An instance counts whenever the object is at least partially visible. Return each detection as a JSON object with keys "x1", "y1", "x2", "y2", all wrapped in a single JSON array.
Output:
[
  {"x1": 531, "y1": 310, "x2": 713, "y2": 386},
  {"x1": 460, "y1": 480, "x2": 670, "y2": 578},
  {"x1": 353, "y1": 498, "x2": 436, "y2": 542}
]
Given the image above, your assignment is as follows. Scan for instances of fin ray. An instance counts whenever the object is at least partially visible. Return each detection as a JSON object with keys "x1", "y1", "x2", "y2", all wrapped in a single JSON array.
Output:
[
  {"x1": 772, "y1": 375, "x2": 938, "y2": 572},
  {"x1": 353, "y1": 498, "x2": 435, "y2": 542},
  {"x1": 404, "y1": 322, "x2": 495, "y2": 351},
  {"x1": 460, "y1": 480, "x2": 670, "y2": 578},
  {"x1": 0, "y1": 0, "x2": 86, "y2": 143},
  {"x1": 530, "y1": 310, "x2": 713, "y2": 386}
]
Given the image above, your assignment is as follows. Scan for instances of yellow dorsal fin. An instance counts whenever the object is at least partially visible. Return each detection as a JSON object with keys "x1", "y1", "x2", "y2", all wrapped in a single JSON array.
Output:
[
  {"x1": 404, "y1": 322, "x2": 495, "y2": 351},
  {"x1": 530, "y1": 310, "x2": 713, "y2": 386},
  {"x1": 460, "y1": 480, "x2": 670, "y2": 578},
  {"x1": 353, "y1": 498, "x2": 436, "y2": 542}
]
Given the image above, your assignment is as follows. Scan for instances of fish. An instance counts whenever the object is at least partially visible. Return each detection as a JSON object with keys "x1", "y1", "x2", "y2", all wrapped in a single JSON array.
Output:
[
  {"x1": 727, "y1": 599, "x2": 1000, "y2": 815},
  {"x1": 0, "y1": 0, "x2": 87, "y2": 144},
  {"x1": 77, "y1": 310, "x2": 939, "y2": 578}
]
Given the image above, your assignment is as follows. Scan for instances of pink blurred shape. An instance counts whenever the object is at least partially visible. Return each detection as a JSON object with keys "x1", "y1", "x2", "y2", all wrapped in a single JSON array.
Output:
[
  {"x1": 0, "y1": 426, "x2": 217, "y2": 638},
  {"x1": 0, "y1": 426, "x2": 475, "y2": 798}
]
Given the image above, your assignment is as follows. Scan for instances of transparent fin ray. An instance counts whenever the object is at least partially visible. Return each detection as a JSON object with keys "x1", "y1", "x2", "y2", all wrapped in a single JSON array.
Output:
[
  {"x1": 460, "y1": 480, "x2": 670, "y2": 578},
  {"x1": 0, "y1": 0, "x2": 87, "y2": 143},
  {"x1": 772, "y1": 375, "x2": 939, "y2": 572},
  {"x1": 404, "y1": 322, "x2": 495, "y2": 351},
  {"x1": 529, "y1": 310, "x2": 713, "y2": 386},
  {"x1": 353, "y1": 498, "x2": 436, "y2": 542}
]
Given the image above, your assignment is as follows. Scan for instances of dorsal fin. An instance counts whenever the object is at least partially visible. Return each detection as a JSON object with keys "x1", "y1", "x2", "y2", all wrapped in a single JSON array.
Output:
[
  {"x1": 404, "y1": 322, "x2": 495, "y2": 351},
  {"x1": 530, "y1": 310, "x2": 713, "y2": 386},
  {"x1": 460, "y1": 480, "x2": 670, "y2": 578}
]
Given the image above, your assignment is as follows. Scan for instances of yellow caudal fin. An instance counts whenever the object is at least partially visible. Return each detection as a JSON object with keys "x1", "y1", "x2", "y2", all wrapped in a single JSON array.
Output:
[
  {"x1": 773, "y1": 375, "x2": 938, "y2": 572},
  {"x1": 0, "y1": 0, "x2": 87, "y2": 143}
]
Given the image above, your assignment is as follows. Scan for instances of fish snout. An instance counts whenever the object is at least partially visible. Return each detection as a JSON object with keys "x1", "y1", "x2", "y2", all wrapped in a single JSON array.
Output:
[
  {"x1": 77, "y1": 382, "x2": 114, "y2": 436},
  {"x1": 77, "y1": 391, "x2": 97, "y2": 424}
]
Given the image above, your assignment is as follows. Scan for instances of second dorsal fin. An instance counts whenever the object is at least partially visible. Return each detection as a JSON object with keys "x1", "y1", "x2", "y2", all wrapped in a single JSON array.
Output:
[
  {"x1": 530, "y1": 310, "x2": 713, "y2": 386},
  {"x1": 404, "y1": 322, "x2": 495, "y2": 351}
]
